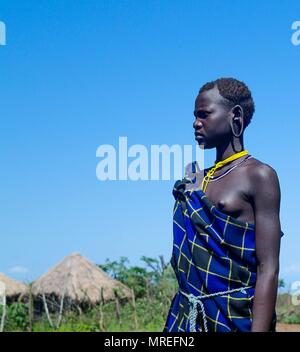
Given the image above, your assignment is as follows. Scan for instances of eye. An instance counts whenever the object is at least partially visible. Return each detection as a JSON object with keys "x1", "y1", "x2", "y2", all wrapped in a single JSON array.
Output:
[{"x1": 194, "y1": 111, "x2": 208, "y2": 119}]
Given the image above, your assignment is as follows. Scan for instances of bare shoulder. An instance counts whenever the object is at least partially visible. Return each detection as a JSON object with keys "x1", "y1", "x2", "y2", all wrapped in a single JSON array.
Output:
[
  {"x1": 244, "y1": 157, "x2": 279, "y2": 181},
  {"x1": 242, "y1": 157, "x2": 281, "y2": 196}
]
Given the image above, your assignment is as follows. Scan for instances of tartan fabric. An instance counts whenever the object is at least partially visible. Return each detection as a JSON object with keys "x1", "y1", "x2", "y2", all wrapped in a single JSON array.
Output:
[{"x1": 164, "y1": 175, "x2": 266, "y2": 332}]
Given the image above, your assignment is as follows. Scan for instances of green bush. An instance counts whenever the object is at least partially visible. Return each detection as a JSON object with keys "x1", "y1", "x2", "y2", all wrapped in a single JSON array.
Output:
[
  {"x1": 0, "y1": 302, "x2": 29, "y2": 331},
  {"x1": 283, "y1": 314, "x2": 300, "y2": 324}
]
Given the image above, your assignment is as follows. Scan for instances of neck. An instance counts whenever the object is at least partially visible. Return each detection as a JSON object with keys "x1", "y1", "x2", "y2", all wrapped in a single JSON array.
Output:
[{"x1": 215, "y1": 137, "x2": 244, "y2": 163}]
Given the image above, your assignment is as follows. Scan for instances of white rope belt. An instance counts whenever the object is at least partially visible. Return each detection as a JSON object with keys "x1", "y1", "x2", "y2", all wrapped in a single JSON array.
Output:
[{"x1": 179, "y1": 286, "x2": 252, "y2": 332}]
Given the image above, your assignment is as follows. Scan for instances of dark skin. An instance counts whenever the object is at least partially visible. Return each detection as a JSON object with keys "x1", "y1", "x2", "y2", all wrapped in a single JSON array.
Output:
[{"x1": 192, "y1": 86, "x2": 281, "y2": 332}]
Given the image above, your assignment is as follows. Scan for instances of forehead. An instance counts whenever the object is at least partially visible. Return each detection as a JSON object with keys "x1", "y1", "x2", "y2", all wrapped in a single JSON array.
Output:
[{"x1": 195, "y1": 86, "x2": 226, "y2": 109}]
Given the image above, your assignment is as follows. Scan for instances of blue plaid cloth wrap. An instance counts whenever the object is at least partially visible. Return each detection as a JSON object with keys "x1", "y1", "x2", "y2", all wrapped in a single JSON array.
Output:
[{"x1": 163, "y1": 175, "x2": 276, "y2": 332}]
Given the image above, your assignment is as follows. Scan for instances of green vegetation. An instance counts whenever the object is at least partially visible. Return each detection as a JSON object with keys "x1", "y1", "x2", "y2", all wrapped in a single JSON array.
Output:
[
  {"x1": 0, "y1": 303, "x2": 29, "y2": 331},
  {"x1": 1, "y1": 257, "x2": 299, "y2": 331},
  {"x1": 276, "y1": 292, "x2": 300, "y2": 325},
  {"x1": 1, "y1": 256, "x2": 178, "y2": 332}
]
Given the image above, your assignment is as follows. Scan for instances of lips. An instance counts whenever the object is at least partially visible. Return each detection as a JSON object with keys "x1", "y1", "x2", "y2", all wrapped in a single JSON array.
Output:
[{"x1": 194, "y1": 132, "x2": 205, "y2": 138}]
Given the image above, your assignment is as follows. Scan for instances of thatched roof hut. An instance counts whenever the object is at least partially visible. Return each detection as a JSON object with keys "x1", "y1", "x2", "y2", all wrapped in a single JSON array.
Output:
[
  {"x1": 0, "y1": 273, "x2": 28, "y2": 298},
  {"x1": 31, "y1": 253, "x2": 132, "y2": 305}
]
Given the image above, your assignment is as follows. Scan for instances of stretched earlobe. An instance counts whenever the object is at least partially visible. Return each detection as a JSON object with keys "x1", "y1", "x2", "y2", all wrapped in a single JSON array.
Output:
[
  {"x1": 230, "y1": 105, "x2": 244, "y2": 137},
  {"x1": 231, "y1": 121, "x2": 244, "y2": 137}
]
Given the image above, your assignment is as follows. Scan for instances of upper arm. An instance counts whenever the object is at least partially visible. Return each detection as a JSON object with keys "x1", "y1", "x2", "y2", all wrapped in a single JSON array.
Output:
[{"x1": 250, "y1": 164, "x2": 281, "y2": 272}]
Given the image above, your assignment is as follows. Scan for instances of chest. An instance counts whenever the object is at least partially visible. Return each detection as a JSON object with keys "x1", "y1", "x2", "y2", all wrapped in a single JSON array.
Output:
[{"x1": 203, "y1": 170, "x2": 252, "y2": 218}]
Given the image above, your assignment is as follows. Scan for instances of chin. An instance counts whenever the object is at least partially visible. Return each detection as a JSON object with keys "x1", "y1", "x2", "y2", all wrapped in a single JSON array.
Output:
[{"x1": 197, "y1": 141, "x2": 214, "y2": 150}]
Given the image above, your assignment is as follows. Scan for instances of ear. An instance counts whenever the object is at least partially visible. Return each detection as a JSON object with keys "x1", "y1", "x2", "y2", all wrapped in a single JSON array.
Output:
[{"x1": 229, "y1": 105, "x2": 244, "y2": 138}]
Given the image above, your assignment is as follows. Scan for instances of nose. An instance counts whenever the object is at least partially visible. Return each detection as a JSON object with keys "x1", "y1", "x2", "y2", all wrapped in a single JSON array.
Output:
[{"x1": 193, "y1": 118, "x2": 203, "y2": 130}]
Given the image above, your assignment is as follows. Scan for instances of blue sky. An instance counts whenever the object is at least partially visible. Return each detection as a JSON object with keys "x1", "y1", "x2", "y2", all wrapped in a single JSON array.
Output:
[{"x1": 0, "y1": 0, "x2": 300, "y2": 289}]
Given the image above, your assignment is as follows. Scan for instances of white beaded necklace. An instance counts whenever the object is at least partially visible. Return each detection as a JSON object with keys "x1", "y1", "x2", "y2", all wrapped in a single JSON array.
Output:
[{"x1": 209, "y1": 155, "x2": 253, "y2": 182}]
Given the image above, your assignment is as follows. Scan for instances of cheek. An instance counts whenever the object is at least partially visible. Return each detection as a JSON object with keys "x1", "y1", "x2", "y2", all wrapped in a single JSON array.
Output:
[{"x1": 208, "y1": 115, "x2": 230, "y2": 134}]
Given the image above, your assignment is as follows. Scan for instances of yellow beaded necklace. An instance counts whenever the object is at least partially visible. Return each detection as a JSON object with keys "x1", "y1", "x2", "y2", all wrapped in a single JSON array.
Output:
[{"x1": 200, "y1": 150, "x2": 249, "y2": 192}]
